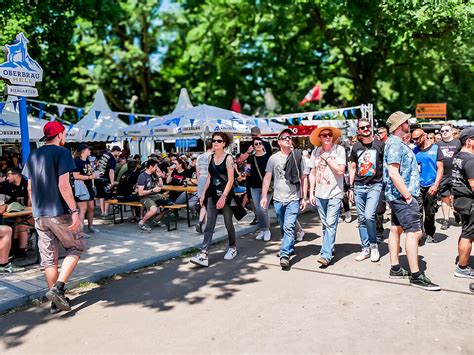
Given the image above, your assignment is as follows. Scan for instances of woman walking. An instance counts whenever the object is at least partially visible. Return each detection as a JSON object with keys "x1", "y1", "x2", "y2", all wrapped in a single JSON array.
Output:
[
  {"x1": 190, "y1": 132, "x2": 237, "y2": 267},
  {"x1": 73, "y1": 144, "x2": 100, "y2": 234},
  {"x1": 248, "y1": 137, "x2": 272, "y2": 241}
]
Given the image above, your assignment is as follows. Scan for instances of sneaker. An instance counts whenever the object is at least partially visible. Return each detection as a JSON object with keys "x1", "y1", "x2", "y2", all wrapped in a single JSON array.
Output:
[
  {"x1": 280, "y1": 256, "x2": 290, "y2": 268},
  {"x1": 255, "y1": 231, "x2": 265, "y2": 241},
  {"x1": 46, "y1": 286, "x2": 72, "y2": 311},
  {"x1": 454, "y1": 212, "x2": 461, "y2": 225},
  {"x1": 296, "y1": 230, "x2": 305, "y2": 242},
  {"x1": 101, "y1": 214, "x2": 112, "y2": 220},
  {"x1": 250, "y1": 218, "x2": 258, "y2": 226},
  {"x1": 317, "y1": 257, "x2": 329, "y2": 266},
  {"x1": 454, "y1": 265, "x2": 474, "y2": 279},
  {"x1": 50, "y1": 297, "x2": 71, "y2": 315},
  {"x1": 355, "y1": 248, "x2": 371, "y2": 262},
  {"x1": 190, "y1": 252, "x2": 209, "y2": 267},
  {"x1": 344, "y1": 211, "x2": 352, "y2": 223},
  {"x1": 263, "y1": 230, "x2": 272, "y2": 242},
  {"x1": 389, "y1": 266, "x2": 410, "y2": 279},
  {"x1": 195, "y1": 221, "x2": 203, "y2": 234},
  {"x1": 151, "y1": 219, "x2": 163, "y2": 227},
  {"x1": 87, "y1": 226, "x2": 100, "y2": 233},
  {"x1": 441, "y1": 219, "x2": 449, "y2": 230},
  {"x1": 0, "y1": 262, "x2": 26, "y2": 273},
  {"x1": 224, "y1": 247, "x2": 237, "y2": 260},
  {"x1": 409, "y1": 274, "x2": 441, "y2": 291},
  {"x1": 370, "y1": 244, "x2": 380, "y2": 262},
  {"x1": 138, "y1": 222, "x2": 152, "y2": 232},
  {"x1": 425, "y1": 235, "x2": 436, "y2": 243}
]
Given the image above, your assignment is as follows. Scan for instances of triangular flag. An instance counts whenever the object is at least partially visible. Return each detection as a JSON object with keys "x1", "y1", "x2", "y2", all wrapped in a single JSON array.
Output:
[
  {"x1": 189, "y1": 118, "x2": 195, "y2": 128},
  {"x1": 254, "y1": 119, "x2": 259, "y2": 127},
  {"x1": 76, "y1": 108, "x2": 84, "y2": 120},
  {"x1": 343, "y1": 110, "x2": 348, "y2": 118},
  {"x1": 265, "y1": 119, "x2": 270, "y2": 126},
  {"x1": 50, "y1": 115, "x2": 56, "y2": 121},
  {"x1": 307, "y1": 114, "x2": 314, "y2": 121},
  {"x1": 351, "y1": 108, "x2": 356, "y2": 117},
  {"x1": 145, "y1": 116, "x2": 150, "y2": 125},
  {"x1": 85, "y1": 130, "x2": 90, "y2": 138},
  {"x1": 13, "y1": 100, "x2": 18, "y2": 112},
  {"x1": 39, "y1": 110, "x2": 45, "y2": 119},
  {"x1": 95, "y1": 111, "x2": 101, "y2": 119},
  {"x1": 92, "y1": 132, "x2": 97, "y2": 140},
  {"x1": 128, "y1": 114, "x2": 135, "y2": 125},
  {"x1": 217, "y1": 119, "x2": 222, "y2": 125},
  {"x1": 297, "y1": 117, "x2": 302, "y2": 124},
  {"x1": 27, "y1": 103, "x2": 33, "y2": 114},
  {"x1": 68, "y1": 123, "x2": 74, "y2": 132},
  {"x1": 0, "y1": 102, "x2": 4, "y2": 114},
  {"x1": 57, "y1": 104, "x2": 66, "y2": 117},
  {"x1": 106, "y1": 135, "x2": 110, "y2": 141},
  {"x1": 113, "y1": 137, "x2": 117, "y2": 142}
]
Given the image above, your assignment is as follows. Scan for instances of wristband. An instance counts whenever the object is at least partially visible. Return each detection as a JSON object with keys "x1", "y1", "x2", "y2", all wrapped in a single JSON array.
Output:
[{"x1": 69, "y1": 208, "x2": 79, "y2": 215}]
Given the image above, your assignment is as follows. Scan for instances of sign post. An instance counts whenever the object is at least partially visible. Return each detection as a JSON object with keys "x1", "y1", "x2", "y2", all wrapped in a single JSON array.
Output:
[{"x1": 0, "y1": 32, "x2": 43, "y2": 163}]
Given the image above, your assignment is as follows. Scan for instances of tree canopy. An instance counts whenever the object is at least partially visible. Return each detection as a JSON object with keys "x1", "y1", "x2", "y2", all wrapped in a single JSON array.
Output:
[{"x1": 1, "y1": 0, "x2": 472, "y2": 125}]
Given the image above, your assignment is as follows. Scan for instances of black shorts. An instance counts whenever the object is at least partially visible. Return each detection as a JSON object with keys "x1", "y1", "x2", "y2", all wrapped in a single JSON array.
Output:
[
  {"x1": 74, "y1": 187, "x2": 95, "y2": 202},
  {"x1": 389, "y1": 198, "x2": 421, "y2": 233},
  {"x1": 439, "y1": 177, "x2": 452, "y2": 197},
  {"x1": 454, "y1": 197, "x2": 474, "y2": 240},
  {"x1": 95, "y1": 179, "x2": 113, "y2": 199},
  {"x1": 460, "y1": 213, "x2": 474, "y2": 240}
]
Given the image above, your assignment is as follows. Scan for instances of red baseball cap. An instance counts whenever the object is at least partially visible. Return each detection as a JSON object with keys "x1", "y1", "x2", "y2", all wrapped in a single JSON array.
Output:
[{"x1": 41, "y1": 121, "x2": 65, "y2": 141}]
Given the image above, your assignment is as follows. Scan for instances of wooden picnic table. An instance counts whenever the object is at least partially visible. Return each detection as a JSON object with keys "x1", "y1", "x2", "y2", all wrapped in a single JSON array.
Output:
[{"x1": 160, "y1": 185, "x2": 198, "y2": 227}]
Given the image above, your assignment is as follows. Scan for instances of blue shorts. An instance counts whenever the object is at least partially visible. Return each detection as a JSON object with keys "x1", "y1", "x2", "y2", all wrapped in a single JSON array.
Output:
[{"x1": 389, "y1": 199, "x2": 421, "y2": 233}]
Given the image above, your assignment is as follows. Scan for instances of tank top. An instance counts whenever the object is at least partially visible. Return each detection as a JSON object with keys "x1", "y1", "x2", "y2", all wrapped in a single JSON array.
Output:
[{"x1": 208, "y1": 154, "x2": 234, "y2": 204}]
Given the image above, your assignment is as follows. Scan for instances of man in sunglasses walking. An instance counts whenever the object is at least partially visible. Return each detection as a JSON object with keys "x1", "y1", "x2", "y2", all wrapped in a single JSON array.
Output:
[
  {"x1": 348, "y1": 119, "x2": 384, "y2": 262},
  {"x1": 412, "y1": 128, "x2": 444, "y2": 244}
]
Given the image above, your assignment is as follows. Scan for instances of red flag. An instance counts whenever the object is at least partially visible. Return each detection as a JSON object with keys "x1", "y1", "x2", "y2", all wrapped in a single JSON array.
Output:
[
  {"x1": 299, "y1": 84, "x2": 321, "y2": 106},
  {"x1": 231, "y1": 97, "x2": 241, "y2": 113}
]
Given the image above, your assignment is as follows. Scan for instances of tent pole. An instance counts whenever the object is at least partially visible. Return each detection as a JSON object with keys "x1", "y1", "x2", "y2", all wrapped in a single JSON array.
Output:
[{"x1": 19, "y1": 96, "x2": 30, "y2": 162}]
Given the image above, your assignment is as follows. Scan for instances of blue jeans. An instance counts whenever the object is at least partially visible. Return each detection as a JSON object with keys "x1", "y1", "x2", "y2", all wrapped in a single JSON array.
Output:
[
  {"x1": 250, "y1": 188, "x2": 272, "y2": 231},
  {"x1": 354, "y1": 183, "x2": 382, "y2": 248},
  {"x1": 273, "y1": 200, "x2": 300, "y2": 258},
  {"x1": 315, "y1": 198, "x2": 342, "y2": 262}
]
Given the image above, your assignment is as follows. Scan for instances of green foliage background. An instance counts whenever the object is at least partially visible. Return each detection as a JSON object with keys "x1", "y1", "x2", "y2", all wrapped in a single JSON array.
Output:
[{"x1": 0, "y1": 0, "x2": 472, "y2": 125}]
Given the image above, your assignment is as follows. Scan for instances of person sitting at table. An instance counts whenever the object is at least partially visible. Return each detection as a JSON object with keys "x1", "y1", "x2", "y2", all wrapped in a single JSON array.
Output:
[
  {"x1": 5, "y1": 168, "x2": 31, "y2": 259},
  {"x1": 166, "y1": 158, "x2": 199, "y2": 209},
  {"x1": 116, "y1": 160, "x2": 143, "y2": 222},
  {"x1": 136, "y1": 159, "x2": 169, "y2": 232},
  {"x1": 0, "y1": 223, "x2": 25, "y2": 273}
]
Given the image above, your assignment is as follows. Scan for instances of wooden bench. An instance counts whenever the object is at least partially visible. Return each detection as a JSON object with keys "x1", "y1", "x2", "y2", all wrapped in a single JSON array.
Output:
[{"x1": 106, "y1": 199, "x2": 144, "y2": 224}]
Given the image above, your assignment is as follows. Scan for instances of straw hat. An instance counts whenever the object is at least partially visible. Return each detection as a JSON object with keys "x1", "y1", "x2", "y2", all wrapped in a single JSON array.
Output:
[{"x1": 310, "y1": 126, "x2": 341, "y2": 147}]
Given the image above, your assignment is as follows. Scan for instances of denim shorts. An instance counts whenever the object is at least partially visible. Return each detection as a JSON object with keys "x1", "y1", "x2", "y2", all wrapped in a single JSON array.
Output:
[{"x1": 389, "y1": 198, "x2": 421, "y2": 233}]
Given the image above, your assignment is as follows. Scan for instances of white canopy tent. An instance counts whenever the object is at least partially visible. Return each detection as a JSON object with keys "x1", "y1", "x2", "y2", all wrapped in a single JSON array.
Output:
[
  {"x1": 74, "y1": 89, "x2": 128, "y2": 142},
  {"x1": 0, "y1": 96, "x2": 83, "y2": 142}
]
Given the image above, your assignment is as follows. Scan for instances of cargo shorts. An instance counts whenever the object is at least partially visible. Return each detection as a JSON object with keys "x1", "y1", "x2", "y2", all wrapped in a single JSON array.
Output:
[{"x1": 35, "y1": 215, "x2": 86, "y2": 267}]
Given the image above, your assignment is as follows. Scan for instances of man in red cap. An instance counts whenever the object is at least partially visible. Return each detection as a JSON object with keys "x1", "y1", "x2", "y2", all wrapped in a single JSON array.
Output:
[{"x1": 23, "y1": 121, "x2": 84, "y2": 313}]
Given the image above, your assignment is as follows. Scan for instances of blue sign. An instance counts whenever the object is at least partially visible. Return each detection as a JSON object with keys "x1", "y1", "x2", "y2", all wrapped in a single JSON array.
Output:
[{"x1": 175, "y1": 139, "x2": 198, "y2": 148}]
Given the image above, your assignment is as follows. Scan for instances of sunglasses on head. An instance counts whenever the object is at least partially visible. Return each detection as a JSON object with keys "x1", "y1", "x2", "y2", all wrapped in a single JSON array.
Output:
[
  {"x1": 279, "y1": 136, "x2": 292, "y2": 141},
  {"x1": 254, "y1": 141, "x2": 263, "y2": 146},
  {"x1": 359, "y1": 125, "x2": 371, "y2": 130},
  {"x1": 212, "y1": 139, "x2": 223, "y2": 143},
  {"x1": 320, "y1": 133, "x2": 333, "y2": 138}
]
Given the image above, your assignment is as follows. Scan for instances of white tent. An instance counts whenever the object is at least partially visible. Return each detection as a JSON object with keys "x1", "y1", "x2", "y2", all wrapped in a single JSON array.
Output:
[
  {"x1": 0, "y1": 96, "x2": 82, "y2": 142},
  {"x1": 74, "y1": 89, "x2": 127, "y2": 141}
]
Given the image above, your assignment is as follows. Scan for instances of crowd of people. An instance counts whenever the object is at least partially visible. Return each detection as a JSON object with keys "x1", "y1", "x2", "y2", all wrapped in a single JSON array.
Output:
[{"x1": 0, "y1": 114, "x2": 472, "y2": 313}]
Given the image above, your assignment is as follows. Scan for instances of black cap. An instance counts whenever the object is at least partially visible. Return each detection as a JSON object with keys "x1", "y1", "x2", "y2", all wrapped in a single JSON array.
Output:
[
  {"x1": 277, "y1": 128, "x2": 293, "y2": 139},
  {"x1": 111, "y1": 145, "x2": 122, "y2": 152},
  {"x1": 459, "y1": 127, "x2": 474, "y2": 145},
  {"x1": 76, "y1": 143, "x2": 89, "y2": 152}
]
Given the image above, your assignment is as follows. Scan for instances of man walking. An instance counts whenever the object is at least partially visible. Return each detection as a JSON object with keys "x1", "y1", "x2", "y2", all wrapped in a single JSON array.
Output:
[
  {"x1": 438, "y1": 124, "x2": 462, "y2": 229},
  {"x1": 349, "y1": 119, "x2": 384, "y2": 262},
  {"x1": 23, "y1": 122, "x2": 84, "y2": 313},
  {"x1": 412, "y1": 128, "x2": 444, "y2": 244},
  {"x1": 451, "y1": 128, "x2": 474, "y2": 279},
  {"x1": 383, "y1": 112, "x2": 440, "y2": 291},
  {"x1": 261, "y1": 129, "x2": 306, "y2": 269}
]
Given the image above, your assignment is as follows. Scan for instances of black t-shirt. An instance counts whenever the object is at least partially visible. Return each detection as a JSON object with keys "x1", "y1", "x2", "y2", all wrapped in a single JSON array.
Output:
[
  {"x1": 74, "y1": 158, "x2": 94, "y2": 191},
  {"x1": 5, "y1": 176, "x2": 29, "y2": 204},
  {"x1": 188, "y1": 166, "x2": 197, "y2": 179},
  {"x1": 452, "y1": 151, "x2": 474, "y2": 198},
  {"x1": 22, "y1": 145, "x2": 76, "y2": 217},
  {"x1": 438, "y1": 139, "x2": 462, "y2": 177},
  {"x1": 97, "y1": 152, "x2": 117, "y2": 183},
  {"x1": 349, "y1": 140, "x2": 384, "y2": 184},
  {"x1": 116, "y1": 169, "x2": 141, "y2": 197},
  {"x1": 248, "y1": 153, "x2": 271, "y2": 188},
  {"x1": 168, "y1": 169, "x2": 191, "y2": 199}
]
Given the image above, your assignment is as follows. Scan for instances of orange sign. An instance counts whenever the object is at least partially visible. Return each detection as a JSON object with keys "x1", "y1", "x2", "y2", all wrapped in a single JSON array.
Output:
[{"x1": 416, "y1": 103, "x2": 447, "y2": 119}]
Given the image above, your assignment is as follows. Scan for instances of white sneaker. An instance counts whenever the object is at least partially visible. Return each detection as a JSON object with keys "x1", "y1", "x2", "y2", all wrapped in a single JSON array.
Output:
[
  {"x1": 255, "y1": 231, "x2": 265, "y2": 240},
  {"x1": 296, "y1": 230, "x2": 305, "y2": 242},
  {"x1": 190, "y1": 253, "x2": 209, "y2": 267},
  {"x1": 224, "y1": 247, "x2": 237, "y2": 260},
  {"x1": 355, "y1": 248, "x2": 370, "y2": 261},
  {"x1": 370, "y1": 244, "x2": 380, "y2": 262},
  {"x1": 344, "y1": 211, "x2": 351, "y2": 223},
  {"x1": 263, "y1": 230, "x2": 272, "y2": 242}
]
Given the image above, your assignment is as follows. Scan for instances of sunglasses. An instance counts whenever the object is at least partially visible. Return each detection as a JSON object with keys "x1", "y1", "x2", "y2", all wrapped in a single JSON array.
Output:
[
  {"x1": 320, "y1": 133, "x2": 333, "y2": 138},
  {"x1": 440, "y1": 129, "x2": 450, "y2": 133},
  {"x1": 359, "y1": 125, "x2": 371, "y2": 130},
  {"x1": 279, "y1": 136, "x2": 292, "y2": 141},
  {"x1": 212, "y1": 139, "x2": 223, "y2": 143},
  {"x1": 254, "y1": 142, "x2": 263, "y2": 146},
  {"x1": 412, "y1": 135, "x2": 424, "y2": 141}
]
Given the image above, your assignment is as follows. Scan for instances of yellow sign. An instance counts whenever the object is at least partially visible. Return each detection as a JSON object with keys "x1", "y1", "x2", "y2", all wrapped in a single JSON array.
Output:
[{"x1": 416, "y1": 103, "x2": 447, "y2": 119}]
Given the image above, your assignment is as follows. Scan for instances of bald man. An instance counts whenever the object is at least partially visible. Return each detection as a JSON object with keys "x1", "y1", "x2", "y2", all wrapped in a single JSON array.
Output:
[{"x1": 412, "y1": 129, "x2": 444, "y2": 244}]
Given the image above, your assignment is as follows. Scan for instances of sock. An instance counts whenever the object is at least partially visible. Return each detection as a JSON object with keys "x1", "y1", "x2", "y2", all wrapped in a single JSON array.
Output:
[
  {"x1": 458, "y1": 264, "x2": 467, "y2": 269},
  {"x1": 411, "y1": 271, "x2": 422, "y2": 279},
  {"x1": 55, "y1": 281, "x2": 65, "y2": 291},
  {"x1": 391, "y1": 264, "x2": 400, "y2": 272}
]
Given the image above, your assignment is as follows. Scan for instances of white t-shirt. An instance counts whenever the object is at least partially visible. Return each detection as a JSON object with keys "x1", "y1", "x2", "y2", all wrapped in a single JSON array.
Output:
[
  {"x1": 266, "y1": 151, "x2": 305, "y2": 203},
  {"x1": 311, "y1": 144, "x2": 346, "y2": 199}
]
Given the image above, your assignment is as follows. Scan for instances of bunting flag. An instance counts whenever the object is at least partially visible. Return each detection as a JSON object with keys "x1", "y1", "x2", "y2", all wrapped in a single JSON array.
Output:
[
  {"x1": 0, "y1": 102, "x2": 4, "y2": 114},
  {"x1": 38, "y1": 102, "x2": 45, "y2": 111},
  {"x1": 68, "y1": 123, "x2": 74, "y2": 132},
  {"x1": 113, "y1": 137, "x2": 117, "y2": 142},
  {"x1": 85, "y1": 130, "x2": 90, "y2": 138},
  {"x1": 189, "y1": 118, "x2": 195, "y2": 128},
  {"x1": 57, "y1": 104, "x2": 66, "y2": 117},
  {"x1": 50, "y1": 115, "x2": 56, "y2": 121},
  {"x1": 145, "y1": 116, "x2": 150, "y2": 125},
  {"x1": 76, "y1": 108, "x2": 84, "y2": 120},
  {"x1": 95, "y1": 111, "x2": 101, "y2": 119},
  {"x1": 297, "y1": 117, "x2": 302, "y2": 124},
  {"x1": 265, "y1": 119, "x2": 270, "y2": 126},
  {"x1": 307, "y1": 114, "x2": 314, "y2": 121},
  {"x1": 351, "y1": 108, "x2": 356, "y2": 117},
  {"x1": 39, "y1": 110, "x2": 46, "y2": 119},
  {"x1": 92, "y1": 132, "x2": 97, "y2": 140},
  {"x1": 217, "y1": 119, "x2": 222, "y2": 125},
  {"x1": 343, "y1": 110, "x2": 349, "y2": 118},
  {"x1": 106, "y1": 136, "x2": 110, "y2": 142},
  {"x1": 111, "y1": 112, "x2": 118, "y2": 121},
  {"x1": 128, "y1": 114, "x2": 135, "y2": 125},
  {"x1": 299, "y1": 84, "x2": 321, "y2": 106},
  {"x1": 13, "y1": 100, "x2": 18, "y2": 112},
  {"x1": 27, "y1": 104, "x2": 33, "y2": 114},
  {"x1": 254, "y1": 119, "x2": 259, "y2": 127}
]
